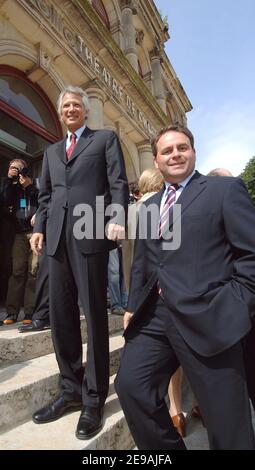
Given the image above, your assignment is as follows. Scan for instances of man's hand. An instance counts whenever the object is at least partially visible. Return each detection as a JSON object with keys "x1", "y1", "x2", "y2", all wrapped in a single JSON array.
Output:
[
  {"x1": 19, "y1": 174, "x2": 32, "y2": 188},
  {"x1": 123, "y1": 311, "x2": 134, "y2": 330},
  {"x1": 107, "y1": 223, "x2": 125, "y2": 241},
  {"x1": 30, "y1": 214, "x2": 36, "y2": 227},
  {"x1": 8, "y1": 166, "x2": 19, "y2": 179},
  {"x1": 30, "y1": 233, "x2": 44, "y2": 255}
]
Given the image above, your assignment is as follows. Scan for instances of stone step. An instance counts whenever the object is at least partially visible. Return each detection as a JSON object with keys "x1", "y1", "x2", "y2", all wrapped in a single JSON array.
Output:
[
  {"x1": 2, "y1": 378, "x2": 252, "y2": 450},
  {"x1": 0, "y1": 314, "x2": 123, "y2": 367},
  {"x1": 0, "y1": 374, "x2": 210, "y2": 451},
  {"x1": 0, "y1": 376, "x2": 135, "y2": 450},
  {"x1": 0, "y1": 333, "x2": 124, "y2": 433}
]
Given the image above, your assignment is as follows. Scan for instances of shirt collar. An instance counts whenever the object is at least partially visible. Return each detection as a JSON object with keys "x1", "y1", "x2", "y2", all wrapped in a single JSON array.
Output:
[
  {"x1": 67, "y1": 125, "x2": 86, "y2": 142},
  {"x1": 164, "y1": 169, "x2": 196, "y2": 190}
]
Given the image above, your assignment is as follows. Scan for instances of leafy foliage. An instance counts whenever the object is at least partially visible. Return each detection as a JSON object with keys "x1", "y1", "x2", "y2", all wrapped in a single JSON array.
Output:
[{"x1": 240, "y1": 156, "x2": 255, "y2": 205}]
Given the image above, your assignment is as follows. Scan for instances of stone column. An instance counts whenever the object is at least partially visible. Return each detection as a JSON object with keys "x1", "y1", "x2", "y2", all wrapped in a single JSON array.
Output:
[
  {"x1": 85, "y1": 87, "x2": 105, "y2": 129},
  {"x1": 150, "y1": 47, "x2": 166, "y2": 113},
  {"x1": 137, "y1": 141, "x2": 154, "y2": 173},
  {"x1": 120, "y1": 0, "x2": 138, "y2": 72}
]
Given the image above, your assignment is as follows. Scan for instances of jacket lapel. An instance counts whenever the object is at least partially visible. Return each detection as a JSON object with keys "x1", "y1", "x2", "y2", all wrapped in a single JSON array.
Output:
[
  {"x1": 164, "y1": 172, "x2": 207, "y2": 242},
  {"x1": 56, "y1": 127, "x2": 95, "y2": 165},
  {"x1": 55, "y1": 139, "x2": 66, "y2": 164},
  {"x1": 148, "y1": 172, "x2": 207, "y2": 220},
  {"x1": 67, "y1": 127, "x2": 94, "y2": 163},
  {"x1": 175, "y1": 171, "x2": 207, "y2": 217},
  {"x1": 145, "y1": 172, "x2": 207, "y2": 234}
]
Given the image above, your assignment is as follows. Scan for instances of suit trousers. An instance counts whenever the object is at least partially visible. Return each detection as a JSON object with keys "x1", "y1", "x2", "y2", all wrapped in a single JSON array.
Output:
[
  {"x1": 32, "y1": 244, "x2": 49, "y2": 322},
  {"x1": 48, "y1": 210, "x2": 109, "y2": 407},
  {"x1": 244, "y1": 317, "x2": 255, "y2": 412},
  {"x1": 6, "y1": 232, "x2": 38, "y2": 317},
  {"x1": 115, "y1": 293, "x2": 255, "y2": 450}
]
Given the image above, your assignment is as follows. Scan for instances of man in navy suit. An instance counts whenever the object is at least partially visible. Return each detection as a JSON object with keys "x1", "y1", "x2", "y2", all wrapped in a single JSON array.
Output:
[
  {"x1": 115, "y1": 124, "x2": 255, "y2": 450},
  {"x1": 30, "y1": 86, "x2": 128, "y2": 439}
]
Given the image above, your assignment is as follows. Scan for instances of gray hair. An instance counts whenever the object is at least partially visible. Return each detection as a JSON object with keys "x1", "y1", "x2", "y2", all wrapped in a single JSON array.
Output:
[
  {"x1": 207, "y1": 168, "x2": 233, "y2": 177},
  {"x1": 57, "y1": 85, "x2": 90, "y2": 115}
]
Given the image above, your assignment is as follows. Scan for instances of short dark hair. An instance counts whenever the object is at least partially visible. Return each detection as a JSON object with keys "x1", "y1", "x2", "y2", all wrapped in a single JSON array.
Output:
[{"x1": 151, "y1": 125, "x2": 195, "y2": 157}]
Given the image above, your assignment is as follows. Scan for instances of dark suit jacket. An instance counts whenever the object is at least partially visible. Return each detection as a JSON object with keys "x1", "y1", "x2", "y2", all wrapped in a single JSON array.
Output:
[
  {"x1": 126, "y1": 171, "x2": 255, "y2": 357},
  {"x1": 34, "y1": 127, "x2": 129, "y2": 255}
]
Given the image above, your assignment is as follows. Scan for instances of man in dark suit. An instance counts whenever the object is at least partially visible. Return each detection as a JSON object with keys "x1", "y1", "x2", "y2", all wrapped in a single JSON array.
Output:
[
  {"x1": 207, "y1": 168, "x2": 255, "y2": 414},
  {"x1": 30, "y1": 86, "x2": 128, "y2": 439},
  {"x1": 115, "y1": 124, "x2": 255, "y2": 450}
]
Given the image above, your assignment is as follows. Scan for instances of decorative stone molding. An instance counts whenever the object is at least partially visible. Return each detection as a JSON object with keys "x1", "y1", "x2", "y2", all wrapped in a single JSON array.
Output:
[
  {"x1": 0, "y1": 39, "x2": 36, "y2": 63},
  {"x1": 37, "y1": 43, "x2": 52, "y2": 71},
  {"x1": 166, "y1": 90, "x2": 173, "y2": 100},
  {"x1": 149, "y1": 46, "x2": 163, "y2": 62},
  {"x1": 120, "y1": 0, "x2": 137, "y2": 15},
  {"x1": 26, "y1": 43, "x2": 51, "y2": 82},
  {"x1": 137, "y1": 140, "x2": 152, "y2": 152},
  {"x1": 143, "y1": 71, "x2": 152, "y2": 82},
  {"x1": 136, "y1": 29, "x2": 144, "y2": 46},
  {"x1": 143, "y1": 70, "x2": 153, "y2": 93},
  {"x1": 111, "y1": 19, "x2": 122, "y2": 35}
]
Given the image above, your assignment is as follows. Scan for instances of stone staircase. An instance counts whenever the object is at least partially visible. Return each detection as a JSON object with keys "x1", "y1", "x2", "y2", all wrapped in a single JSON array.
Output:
[
  {"x1": 3, "y1": 312, "x2": 251, "y2": 450},
  {"x1": 0, "y1": 314, "x2": 135, "y2": 450}
]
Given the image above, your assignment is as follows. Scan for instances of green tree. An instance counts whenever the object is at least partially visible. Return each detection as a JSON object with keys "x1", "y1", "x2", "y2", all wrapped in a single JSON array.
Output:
[{"x1": 240, "y1": 156, "x2": 255, "y2": 205}]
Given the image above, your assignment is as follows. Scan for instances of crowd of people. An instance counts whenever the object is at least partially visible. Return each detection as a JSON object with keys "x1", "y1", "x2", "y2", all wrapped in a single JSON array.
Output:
[{"x1": 1, "y1": 85, "x2": 255, "y2": 450}]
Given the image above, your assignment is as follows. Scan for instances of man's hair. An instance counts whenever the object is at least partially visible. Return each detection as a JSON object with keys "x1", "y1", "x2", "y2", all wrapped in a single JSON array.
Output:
[
  {"x1": 9, "y1": 158, "x2": 28, "y2": 169},
  {"x1": 57, "y1": 86, "x2": 90, "y2": 116},
  {"x1": 207, "y1": 168, "x2": 233, "y2": 177},
  {"x1": 138, "y1": 167, "x2": 164, "y2": 194},
  {"x1": 151, "y1": 124, "x2": 195, "y2": 157}
]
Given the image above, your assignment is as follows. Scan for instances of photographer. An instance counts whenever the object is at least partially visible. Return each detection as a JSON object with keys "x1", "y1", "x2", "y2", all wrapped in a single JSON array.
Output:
[{"x1": 1, "y1": 159, "x2": 38, "y2": 325}]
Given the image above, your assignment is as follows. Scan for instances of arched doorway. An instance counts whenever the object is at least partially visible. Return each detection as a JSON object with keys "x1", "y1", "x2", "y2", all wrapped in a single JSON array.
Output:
[
  {"x1": 0, "y1": 65, "x2": 61, "y2": 303},
  {"x1": 0, "y1": 65, "x2": 62, "y2": 186}
]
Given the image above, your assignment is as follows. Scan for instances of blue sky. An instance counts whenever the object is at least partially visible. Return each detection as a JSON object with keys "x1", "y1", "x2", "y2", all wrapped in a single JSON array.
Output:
[{"x1": 155, "y1": 0, "x2": 255, "y2": 175}]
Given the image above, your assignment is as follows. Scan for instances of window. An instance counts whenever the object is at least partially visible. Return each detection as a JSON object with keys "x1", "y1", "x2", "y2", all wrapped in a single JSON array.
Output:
[{"x1": 0, "y1": 65, "x2": 62, "y2": 161}]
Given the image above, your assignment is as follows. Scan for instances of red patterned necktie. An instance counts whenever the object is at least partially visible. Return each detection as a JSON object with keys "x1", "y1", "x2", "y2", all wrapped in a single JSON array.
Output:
[
  {"x1": 158, "y1": 184, "x2": 179, "y2": 298},
  {"x1": 158, "y1": 184, "x2": 179, "y2": 239},
  {"x1": 66, "y1": 133, "x2": 77, "y2": 160}
]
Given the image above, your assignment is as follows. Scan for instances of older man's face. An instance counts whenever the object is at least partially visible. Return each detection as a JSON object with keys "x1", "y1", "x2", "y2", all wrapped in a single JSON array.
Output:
[{"x1": 60, "y1": 93, "x2": 87, "y2": 132}]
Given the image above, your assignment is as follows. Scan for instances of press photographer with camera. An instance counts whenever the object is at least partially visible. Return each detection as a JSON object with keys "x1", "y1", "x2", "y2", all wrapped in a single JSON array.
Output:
[{"x1": 1, "y1": 159, "x2": 38, "y2": 325}]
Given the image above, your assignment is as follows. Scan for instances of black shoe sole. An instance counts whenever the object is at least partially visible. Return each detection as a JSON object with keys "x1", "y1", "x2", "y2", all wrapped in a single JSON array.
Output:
[{"x1": 75, "y1": 424, "x2": 103, "y2": 440}]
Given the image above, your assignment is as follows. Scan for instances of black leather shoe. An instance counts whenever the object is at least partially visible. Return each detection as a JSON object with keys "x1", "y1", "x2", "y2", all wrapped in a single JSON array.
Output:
[
  {"x1": 76, "y1": 406, "x2": 103, "y2": 440},
  {"x1": 33, "y1": 395, "x2": 82, "y2": 423},
  {"x1": 18, "y1": 319, "x2": 50, "y2": 333}
]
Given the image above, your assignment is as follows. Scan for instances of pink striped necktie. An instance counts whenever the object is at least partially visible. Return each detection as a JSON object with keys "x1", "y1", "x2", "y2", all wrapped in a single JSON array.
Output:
[
  {"x1": 66, "y1": 133, "x2": 77, "y2": 160},
  {"x1": 158, "y1": 184, "x2": 179, "y2": 239}
]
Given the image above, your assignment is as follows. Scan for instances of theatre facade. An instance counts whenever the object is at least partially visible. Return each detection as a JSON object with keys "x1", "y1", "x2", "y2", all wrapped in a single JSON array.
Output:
[{"x1": 0, "y1": 0, "x2": 192, "y2": 183}]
